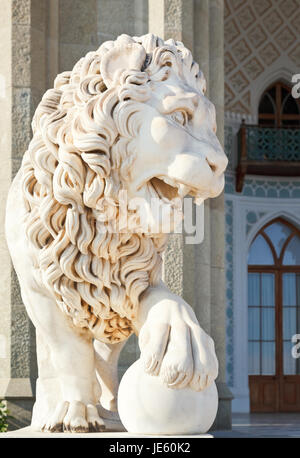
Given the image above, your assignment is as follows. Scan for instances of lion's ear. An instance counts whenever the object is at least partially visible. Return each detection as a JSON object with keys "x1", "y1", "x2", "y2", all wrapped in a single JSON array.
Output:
[{"x1": 100, "y1": 42, "x2": 146, "y2": 88}]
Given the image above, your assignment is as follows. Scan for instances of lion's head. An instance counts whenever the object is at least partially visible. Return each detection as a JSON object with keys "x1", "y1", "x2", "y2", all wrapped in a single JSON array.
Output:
[{"x1": 22, "y1": 34, "x2": 227, "y2": 343}]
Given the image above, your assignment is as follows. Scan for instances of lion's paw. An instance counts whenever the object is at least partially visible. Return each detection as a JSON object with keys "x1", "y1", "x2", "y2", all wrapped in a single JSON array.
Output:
[
  {"x1": 139, "y1": 317, "x2": 218, "y2": 392},
  {"x1": 42, "y1": 401, "x2": 105, "y2": 433}
]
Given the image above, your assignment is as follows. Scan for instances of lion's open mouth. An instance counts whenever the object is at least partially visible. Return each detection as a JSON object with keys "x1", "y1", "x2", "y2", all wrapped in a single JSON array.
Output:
[
  {"x1": 147, "y1": 176, "x2": 203, "y2": 205},
  {"x1": 150, "y1": 177, "x2": 181, "y2": 201}
]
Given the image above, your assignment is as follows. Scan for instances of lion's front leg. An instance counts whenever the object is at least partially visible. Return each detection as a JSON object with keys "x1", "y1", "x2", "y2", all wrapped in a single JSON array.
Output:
[
  {"x1": 134, "y1": 283, "x2": 218, "y2": 392},
  {"x1": 21, "y1": 287, "x2": 104, "y2": 433},
  {"x1": 94, "y1": 339, "x2": 126, "y2": 413}
]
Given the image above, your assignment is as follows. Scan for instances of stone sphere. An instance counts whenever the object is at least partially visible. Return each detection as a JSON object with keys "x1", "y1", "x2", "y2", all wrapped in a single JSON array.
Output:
[{"x1": 118, "y1": 359, "x2": 218, "y2": 435}]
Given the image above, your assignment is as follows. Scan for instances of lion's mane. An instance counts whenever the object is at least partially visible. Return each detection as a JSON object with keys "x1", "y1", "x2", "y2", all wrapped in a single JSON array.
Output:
[{"x1": 21, "y1": 33, "x2": 205, "y2": 343}]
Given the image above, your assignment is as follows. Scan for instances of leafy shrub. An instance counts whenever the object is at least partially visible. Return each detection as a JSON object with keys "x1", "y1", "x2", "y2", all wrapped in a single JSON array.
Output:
[{"x1": 0, "y1": 400, "x2": 8, "y2": 432}]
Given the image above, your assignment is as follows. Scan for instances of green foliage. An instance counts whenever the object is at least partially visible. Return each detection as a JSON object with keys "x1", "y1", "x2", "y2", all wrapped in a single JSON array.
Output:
[{"x1": 0, "y1": 400, "x2": 8, "y2": 432}]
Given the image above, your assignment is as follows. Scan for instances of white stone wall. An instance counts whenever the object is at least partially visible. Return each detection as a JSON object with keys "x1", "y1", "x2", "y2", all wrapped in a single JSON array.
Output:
[
  {"x1": 224, "y1": 0, "x2": 300, "y2": 117},
  {"x1": 224, "y1": 0, "x2": 300, "y2": 412},
  {"x1": 224, "y1": 177, "x2": 300, "y2": 411}
]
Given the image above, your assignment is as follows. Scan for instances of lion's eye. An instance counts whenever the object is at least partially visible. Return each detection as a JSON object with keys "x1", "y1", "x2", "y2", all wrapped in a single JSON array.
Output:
[{"x1": 171, "y1": 110, "x2": 188, "y2": 126}]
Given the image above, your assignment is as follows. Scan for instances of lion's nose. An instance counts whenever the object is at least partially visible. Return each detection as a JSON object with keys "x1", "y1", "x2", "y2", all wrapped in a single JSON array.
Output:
[{"x1": 206, "y1": 150, "x2": 228, "y2": 177}]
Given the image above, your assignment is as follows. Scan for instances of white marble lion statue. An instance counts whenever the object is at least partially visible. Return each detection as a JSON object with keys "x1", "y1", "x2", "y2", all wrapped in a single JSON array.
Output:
[{"x1": 5, "y1": 33, "x2": 227, "y2": 432}]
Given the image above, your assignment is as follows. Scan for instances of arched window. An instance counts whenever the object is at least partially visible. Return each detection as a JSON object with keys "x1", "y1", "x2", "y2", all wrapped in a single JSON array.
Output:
[
  {"x1": 248, "y1": 218, "x2": 300, "y2": 412},
  {"x1": 258, "y1": 81, "x2": 300, "y2": 128}
]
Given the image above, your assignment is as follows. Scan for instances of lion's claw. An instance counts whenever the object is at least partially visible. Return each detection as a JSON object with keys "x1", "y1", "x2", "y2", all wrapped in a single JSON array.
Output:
[{"x1": 42, "y1": 401, "x2": 105, "y2": 433}]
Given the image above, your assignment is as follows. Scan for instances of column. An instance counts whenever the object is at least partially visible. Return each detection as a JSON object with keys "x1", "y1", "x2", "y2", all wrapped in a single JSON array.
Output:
[
  {"x1": 0, "y1": 0, "x2": 48, "y2": 429},
  {"x1": 0, "y1": 0, "x2": 13, "y2": 424},
  {"x1": 98, "y1": 0, "x2": 148, "y2": 46},
  {"x1": 209, "y1": 0, "x2": 233, "y2": 429},
  {"x1": 59, "y1": 0, "x2": 98, "y2": 73},
  {"x1": 191, "y1": 0, "x2": 211, "y2": 334}
]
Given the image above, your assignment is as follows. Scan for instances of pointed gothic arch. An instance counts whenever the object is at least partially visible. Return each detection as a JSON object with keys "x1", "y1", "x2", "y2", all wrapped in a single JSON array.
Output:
[{"x1": 248, "y1": 217, "x2": 300, "y2": 412}]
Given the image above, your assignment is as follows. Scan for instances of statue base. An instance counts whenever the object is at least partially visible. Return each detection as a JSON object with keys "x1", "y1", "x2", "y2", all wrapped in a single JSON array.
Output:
[{"x1": 3, "y1": 426, "x2": 213, "y2": 438}]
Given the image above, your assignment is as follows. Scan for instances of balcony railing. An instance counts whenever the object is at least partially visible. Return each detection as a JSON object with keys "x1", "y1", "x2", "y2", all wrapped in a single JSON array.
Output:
[{"x1": 236, "y1": 123, "x2": 300, "y2": 192}]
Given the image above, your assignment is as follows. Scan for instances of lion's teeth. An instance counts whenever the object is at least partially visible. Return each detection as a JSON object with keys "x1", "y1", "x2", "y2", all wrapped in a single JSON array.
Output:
[
  {"x1": 194, "y1": 196, "x2": 204, "y2": 206},
  {"x1": 178, "y1": 185, "x2": 190, "y2": 198},
  {"x1": 162, "y1": 176, "x2": 176, "y2": 188}
]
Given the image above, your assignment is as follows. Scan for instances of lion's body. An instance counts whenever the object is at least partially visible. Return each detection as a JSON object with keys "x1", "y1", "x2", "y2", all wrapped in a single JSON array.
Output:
[{"x1": 6, "y1": 33, "x2": 226, "y2": 432}]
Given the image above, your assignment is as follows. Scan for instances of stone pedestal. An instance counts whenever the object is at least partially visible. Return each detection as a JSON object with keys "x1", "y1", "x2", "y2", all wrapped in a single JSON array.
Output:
[{"x1": 3, "y1": 426, "x2": 213, "y2": 438}]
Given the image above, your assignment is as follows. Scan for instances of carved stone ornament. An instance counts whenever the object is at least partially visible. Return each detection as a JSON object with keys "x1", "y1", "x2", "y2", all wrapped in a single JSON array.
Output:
[{"x1": 5, "y1": 33, "x2": 227, "y2": 434}]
